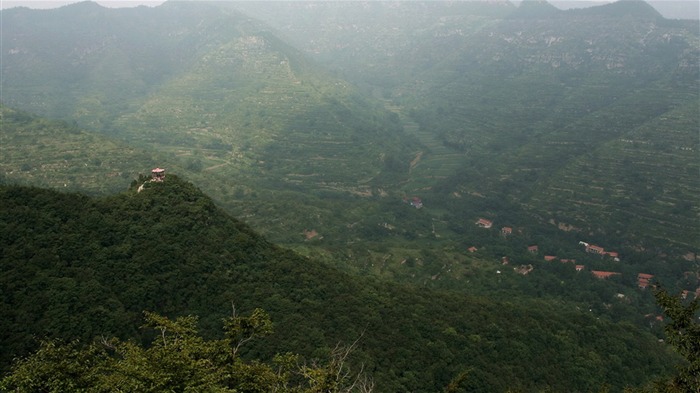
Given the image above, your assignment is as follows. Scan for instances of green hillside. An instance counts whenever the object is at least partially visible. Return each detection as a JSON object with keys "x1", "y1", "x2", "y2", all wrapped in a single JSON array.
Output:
[
  {"x1": 0, "y1": 105, "x2": 156, "y2": 194},
  {"x1": 404, "y1": 3, "x2": 699, "y2": 253},
  {"x1": 191, "y1": 0, "x2": 700, "y2": 297},
  {"x1": 0, "y1": 1, "x2": 419, "y2": 246},
  {"x1": 244, "y1": 0, "x2": 698, "y2": 246},
  {"x1": 1, "y1": 0, "x2": 698, "y2": 295},
  {"x1": 0, "y1": 177, "x2": 685, "y2": 392}
]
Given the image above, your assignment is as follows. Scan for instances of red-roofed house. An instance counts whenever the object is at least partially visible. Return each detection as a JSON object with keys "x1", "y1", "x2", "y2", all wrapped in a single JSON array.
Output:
[
  {"x1": 468, "y1": 246, "x2": 478, "y2": 253},
  {"x1": 527, "y1": 245, "x2": 538, "y2": 253},
  {"x1": 591, "y1": 270, "x2": 621, "y2": 279},
  {"x1": 501, "y1": 227, "x2": 512, "y2": 236},
  {"x1": 638, "y1": 273, "x2": 654, "y2": 289},
  {"x1": 544, "y1": 255, "x2": 557, "y2": 261},
  {"x1": 586, "y1": 244, "x2": 605, "y2": 254},
  {"x1": 410, "y1": 197, "x2": 423, "y2": 209},
  {"x1": 575, "y1": 265, "x2": 585, "y2": 272},
  {"x1": 476, "y1": 218, "x2": 493, "y2": 228},
  {"x1": 303, "y1": 229, "x2": 319, "y2": 240}
]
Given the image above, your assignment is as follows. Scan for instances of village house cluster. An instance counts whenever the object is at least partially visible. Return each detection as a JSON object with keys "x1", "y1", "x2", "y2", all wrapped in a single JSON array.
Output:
[{"x1": 467, "y1": 217, "x2": 695, "y2": 296}]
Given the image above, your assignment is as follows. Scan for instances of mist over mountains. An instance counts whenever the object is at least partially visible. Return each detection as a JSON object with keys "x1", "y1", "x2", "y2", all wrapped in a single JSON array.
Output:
[{"x1": 1, "y1": 1, "x2": 699, "y2": 391}]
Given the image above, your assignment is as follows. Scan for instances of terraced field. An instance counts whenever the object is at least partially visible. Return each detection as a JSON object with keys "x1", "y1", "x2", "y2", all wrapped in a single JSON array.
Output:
[
  {"x1": 0, "y1": 106, "x2": 156, "y2": 194},
  {"x1": 387, "y1": 105, "x2": 467, "y2": 194},
  {"x1": 533, "y1": 98, "x2": 700, "y2": 249}
]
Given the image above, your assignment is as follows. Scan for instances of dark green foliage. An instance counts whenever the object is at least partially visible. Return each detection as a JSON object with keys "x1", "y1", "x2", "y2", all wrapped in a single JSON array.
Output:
[
  {"x1": 0, "y1": 179, "x2": 683, "y2": 391},
  {"x1": 0, "y1": 309, "x2": 371, "y2": 393},
  {"x1": 1, "y1": 2, "x2": 699, "y2": 390},
  {"x1": 654, "y1": 288, "x2": 700, "y2": 392}
]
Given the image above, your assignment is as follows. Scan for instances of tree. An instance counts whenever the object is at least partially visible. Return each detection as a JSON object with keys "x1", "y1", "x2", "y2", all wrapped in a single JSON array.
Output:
[
  {"x1": 301, "y1": 338, "x2": 374, "y2": 393},
  {"x1": 651, "y1": 287, "x2": 700, "y2": 392},
  {"x1": 0, "y1": 309, "x2": 373, "y2": 393}
]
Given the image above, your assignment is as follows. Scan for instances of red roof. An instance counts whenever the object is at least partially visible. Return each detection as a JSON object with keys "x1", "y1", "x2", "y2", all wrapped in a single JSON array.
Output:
[
  {"x1": 501, "y1": 227, "x2": 512, "y2": 234},
  {"x1": 303, "y1": 229, "x2": 319, "y2": 240},
  {"x1": 468, "y1": 246, "x2": 478, "y2": 253},
  {"x1": 638, "y1": 273, "x2": 654, "y2": 279},
  {"x1": 476, "y1": 218, "x2": 493, "y2": 228},
  {"x1": 586, "y1": 245, "x2": 605, "y2": 254},
  {"x1": 575, "y1": 265, "x2": 585, "y2": 271},
  {"x1": 544, "y1": 255, "x2": 557, "y2": 261},
  {"x1": 591, "y1": 270, "x2": 620, "y2": 279},
  {"x1": 527, "y1": 245, "x2": 538, "y2": 252},
  {"x1": 152, "y1": 167, "x2": 165, "y2": 173}
]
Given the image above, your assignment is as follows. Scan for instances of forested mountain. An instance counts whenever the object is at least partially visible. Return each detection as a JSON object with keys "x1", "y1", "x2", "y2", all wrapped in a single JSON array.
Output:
[
  {"x1": 0, "y1": 0, "x2": 420, "y2": 246},
  {"x1": 0, "y1": 1, "x2": 699, "y2": 390},
  {"x1": 0, "y1": 178, "x2": 684, "y2": 391},
  {"x1": 225, "y1": 0, "x2": 699, "y2": 283},
  {"x1": 230, "y1": 0, "x2": 699, "y2": 248}
]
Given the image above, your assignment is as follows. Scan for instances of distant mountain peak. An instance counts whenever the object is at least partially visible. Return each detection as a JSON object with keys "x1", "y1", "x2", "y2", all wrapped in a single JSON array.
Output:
[
  {"x1": 62, "y1": 1, "x2": 106, "y2": 10},
  {"x1": 572, "y1": 0, "x2": 664, "y2": 19},
  {"x1": 510, "y1": 0, "x2": 562, "y2": 18}
]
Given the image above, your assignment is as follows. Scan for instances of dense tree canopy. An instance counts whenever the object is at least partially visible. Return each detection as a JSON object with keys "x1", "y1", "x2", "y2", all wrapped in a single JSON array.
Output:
[
  {"x1": 0, "y1": 309, "x2": 373, "y2": 393},
  {"x1": 0, "y1": 178, "x2": 685, "y2": 391}
]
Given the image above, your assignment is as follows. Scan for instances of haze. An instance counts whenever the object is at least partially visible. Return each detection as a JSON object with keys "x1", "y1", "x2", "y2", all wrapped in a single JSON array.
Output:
[
  {"x1": 1, "y1": 0, "x2": 697, "y2": 20},
  {"x1": 0, "y1": 0, "x2": 165, "y2": 9}
]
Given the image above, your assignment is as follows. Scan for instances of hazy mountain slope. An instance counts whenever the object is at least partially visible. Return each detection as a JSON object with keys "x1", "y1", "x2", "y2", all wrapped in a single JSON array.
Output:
[
  {"x1": 551, "y1": 1, "x2": 700, "y2": 20},
  {"x1": 228, "y1": 1, "x2": 516, "y2": 90},
  {"x1": 0, "y1": 178, "x2": 681, "y2": 391},
  {"x1": 0, "y1": 105, "x2": 156, "y2": 194},
  {"x1": 0, "y1": 1, "x2": 419, "y2": 243},
  {"x1": 1, "y1": 1, "x2": 697, "y2": 285},
  {"x1": 405, "y1": 2, "x2": 699, "y2": 250},
  {"x1": 528, "y1": 96, "x2": 700, "y2": 248},
  {"x1": 215, "y1": 1, "x2": 700, "y2": 282}
]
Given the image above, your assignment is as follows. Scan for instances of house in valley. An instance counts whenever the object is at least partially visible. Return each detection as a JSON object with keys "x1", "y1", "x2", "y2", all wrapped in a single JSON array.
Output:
[
  {"x1": 410, "y1": 197, "x2": 423, "y2": 209},
  {"x1": 476, "y1": 218, "x2": 493, "y2": 228},
  {"x1": 591, "y1": 270, "x2": 621, "y2": 279},
  {"x1": 638, "y1": 273, "x2": 654, "y2": 289},
  {"x1": 586, "y1": 244, "x2": 605, "y2": 255}
]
